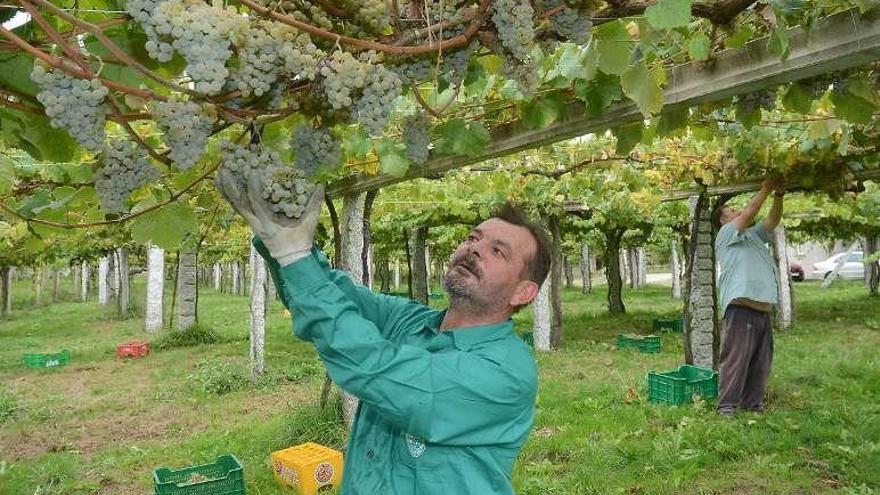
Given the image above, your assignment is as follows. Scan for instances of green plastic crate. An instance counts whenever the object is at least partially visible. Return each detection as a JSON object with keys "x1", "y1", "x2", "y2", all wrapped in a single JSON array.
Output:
[
  {"x1": 648, "y1": 364, "x2": 718, "y2": 405},
  {"x1": 23, "y1": 350, "x2": 70, "y2": 369},
  {"x1": 652, "y1": 316, "x2": 684, "y2": 332},
  {"x1": 153, "y1": 455, "x2": 245, "y2": 495},
  {"x1": 617, "y1": 334, "x2": 661, "y2": 354}
]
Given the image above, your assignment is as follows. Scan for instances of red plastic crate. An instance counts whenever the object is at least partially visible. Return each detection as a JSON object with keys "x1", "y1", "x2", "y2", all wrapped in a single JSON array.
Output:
[{"x1": 116, "y1": 341, "x2": 151, "y2": 359}]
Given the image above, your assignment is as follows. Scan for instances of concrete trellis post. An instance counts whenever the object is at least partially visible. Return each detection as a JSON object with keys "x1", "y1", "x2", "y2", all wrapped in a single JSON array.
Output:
[
  {"x1": 98, "y1": 256, "x2": 109, "y2": 305},
  {"x1": 772, "y1": 226, "x2": 793, "y2": 329},
  {"x1": 249, "y1": 243, "x2": 268, "y2": 377},
  {"x1": 532, "y1": 279, "x2": 551, "y2": 352},
  {"x1": 684, "y1": 194, "x2": 720, "y2": 369},
  {"x1": 145, "y1": 246, "x2": 165, "y2": 332}
]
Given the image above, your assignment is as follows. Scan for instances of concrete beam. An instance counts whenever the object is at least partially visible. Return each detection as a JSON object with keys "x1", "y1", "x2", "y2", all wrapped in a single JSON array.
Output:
[{"x1": 328, "y1": 7, "x2": 880, "y2": 197}]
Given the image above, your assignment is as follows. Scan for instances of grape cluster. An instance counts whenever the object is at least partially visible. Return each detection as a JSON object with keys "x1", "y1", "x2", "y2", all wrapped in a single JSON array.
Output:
[
  {"x1": 30, "y1": 65, "x2": 109, "y2": 152},
  {"x1": 402, "y1": 113, "x2": 431, "y2": 165},
  {"x1": 738, "y1": 89, "x2": 776, "y2": 115},
  {"x1": 148, "y1": 0, "x2": 244, "y2": 94},
  {"x1": 261, "y1": 163, "x2": 318, "y2": 220},
  {"x1": 338, "y1": 0, "x2": 390, "y2": 33},
  {"x1": 492, "y1": 0, "x2": 536, "y2": 62},
  {"x1": 391, "y1": 58, "x2": 435, "y2": 85},
  {"x1": 320, "y1": 50, "x2": 370, "y2": 109},
  {"x1": 153, "y1": 99, "x2": 215, "y2": 170},
  {"x1": 549, "y1": 5, "x2": 592, "y2": 44},
  {"x1": 94, "y1": 139, "x2": 160, "y2": 214},
  {"x1": 351, "y1": 66, "x2": 403, "y2": 135},
  {"x1": 231, "y1": 21, "x2": 295, "y2": 97},
  {"x1": 440, "y1": 40, "x2": 478, "y2": 86},
  {"x1": 127, "y1": 0, "x2": 174, "y2": 62},
  {"x1": 279, "y1": 33, "x2": 324, "y2": 82},
  {"x1": 218, "y1": 141, "x2": 276, "y2": 186},
  {"x1": 261, "y1": 0, "x2": 334, "y2": 31},
  {"x1": 291, "y1": 125, "x2": 342, "y2": 175}
]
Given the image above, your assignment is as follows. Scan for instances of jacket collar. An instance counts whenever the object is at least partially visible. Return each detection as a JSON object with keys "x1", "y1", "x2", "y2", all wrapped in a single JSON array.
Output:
[{"x1": 426, "y1": 310, "x2": 515, "y2": 351}]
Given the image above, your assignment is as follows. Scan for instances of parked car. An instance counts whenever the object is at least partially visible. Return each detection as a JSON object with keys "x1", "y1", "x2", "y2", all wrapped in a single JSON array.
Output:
[
  {"x1": 812, "y1": 251, "x2": 864, "y2": 280},
  {"x1": 789, "y1": 262, "x2": 804, "y2": 282}
]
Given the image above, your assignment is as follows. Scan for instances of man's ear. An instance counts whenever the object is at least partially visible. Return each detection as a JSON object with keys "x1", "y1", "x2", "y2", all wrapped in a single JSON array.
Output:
[{"x1": 510, "y1": 280, "x2": 540, "y2": 307}]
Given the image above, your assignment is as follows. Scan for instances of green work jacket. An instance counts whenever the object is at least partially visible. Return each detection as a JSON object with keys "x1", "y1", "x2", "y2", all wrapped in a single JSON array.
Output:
[{"x1": 255, "y1": 239, "x2": 538, "y2": 495}]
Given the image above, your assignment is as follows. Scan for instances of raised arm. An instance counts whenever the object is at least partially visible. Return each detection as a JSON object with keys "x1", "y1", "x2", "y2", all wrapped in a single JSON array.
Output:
[
  {"x1": 762, "y1": 189, "x2": 784, "y2": 233},
  {"x1": 731, "y1": 179, "x2": 778, "y2": 232}
]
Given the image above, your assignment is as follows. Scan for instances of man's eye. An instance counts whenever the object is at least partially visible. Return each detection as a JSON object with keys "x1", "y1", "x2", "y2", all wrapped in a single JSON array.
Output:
[{"x1": 494, "y1": 248, "x2": 505, "y2": 258}]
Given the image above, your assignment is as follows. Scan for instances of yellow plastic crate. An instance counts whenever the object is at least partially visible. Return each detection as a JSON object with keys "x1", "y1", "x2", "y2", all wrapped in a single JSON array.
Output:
[{"x1": 271, "y1": 442, "x2": 343, "y2": 495}]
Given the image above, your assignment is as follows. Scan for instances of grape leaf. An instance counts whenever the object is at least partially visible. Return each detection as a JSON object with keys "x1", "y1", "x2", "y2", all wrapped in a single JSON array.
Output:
[
  {"x1": 645, "y1": 0, "x2": 693, "y2": 29},
  {"x1": 688, "y1": 33, "x2": 711, "y2": 61},
  {"x1": 434, "y1": 119, "x2": 489, "y2": 156},
  {"x1": 620, "y1": 61, "x2": 662, "y2": 117},
  {"x1": 519, "y1": 93, "x2": 566, "y2": 129},
  {"x1": 595, "y1": 21, "x2": 633, "y2": 75},
  {"x1": 130, "y1": 201, "x2": 197, "y2": 250},
  {"x1": 375, "y1": 138, "x2": 410, "y2": 178},
  {"x1": 832, "y1": 92, "x2": 875, "y2": 125},
  {"x1": 782, "y1": 82, "x2": 813, "y2": 114},
  {"x1": 614, "y1": 123, "x2": 643, "y2": 154}
]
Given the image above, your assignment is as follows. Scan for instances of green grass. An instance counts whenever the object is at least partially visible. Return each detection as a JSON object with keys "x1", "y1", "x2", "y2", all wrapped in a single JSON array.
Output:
[{"x1": 1, "y1": 278, "x2": 878, "y2": 494}]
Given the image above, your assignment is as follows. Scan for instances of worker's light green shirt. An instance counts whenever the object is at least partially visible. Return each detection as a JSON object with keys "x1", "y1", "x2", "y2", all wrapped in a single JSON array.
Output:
[
  {"x1": 715, "y1": 222, "x2": 779, "y2": 315},
  {"x1": 256, "y1": 240, "x2": 537, "y2": 495}
]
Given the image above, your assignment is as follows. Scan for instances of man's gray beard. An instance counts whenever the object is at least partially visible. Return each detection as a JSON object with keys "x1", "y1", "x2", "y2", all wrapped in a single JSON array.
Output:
[{"x1": 443, "y1": 271, "x2": 482, "y2": 308}]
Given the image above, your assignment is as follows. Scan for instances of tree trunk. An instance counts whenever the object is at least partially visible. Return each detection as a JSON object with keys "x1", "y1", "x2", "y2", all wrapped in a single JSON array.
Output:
[
  {"x1": 683, "y1": 194, "x2": 720, "y2": 369},
  {"x1": 394, "y1": 259, "x2": 401, "y2": 292},
  {"x1": 362, "y1": 189, "x2": 377, "y2": 290},
  {"x1": 249, "y1": 242, "x2": 268, "y2": 377},
  {"x1": 145, "y1": 246, "x2": 165, "y2": 332},
  {"x1": 532, "y1": 279, "x2": 551, "y2": 351},
  {"x1": 1, "y1": 266, "x2": 12, "y2": 316},
  {"x1": 379, "y1": 259, "x2": 390, "y2": 293},
  {"x1": 213, "y1": 263, "x2": 221, "y2": 291},
  {"x1": 548, "y1": 215, "x2": 564, "y2": 350},
  {"x1": 605, "y1": 230, "x2": 626, "y2": 314},
  {"x1": 116, "y1": 248, "x2": 131, "y2": 317},
  {"x1": 563, "y1": 256, "x2": 574, "y2": 289},
  {"x1": 866, "y1": 234, "x2": 879, "y2": 296},
  {"x1": 325, "y1": 194, "x2": 343, "y2": 268},
  {"x1": 671, "y1": 239, "x2": 682, "y2": 299},
  {"x1": 580, "y1": 243, "x2": 592, "y2": 294},
  {"x1": 98, "y1": 256, "x2": 110, "y2": 305},
  {"x1": 177, "y1": 249, "x2": 198, "y2": 330},
  {"x1": 80, "y1": 261, "x2": 90, "y2": 302},
  {"x1": 772, "y1": 226, "x2": 793, "y2": 330},
  {"x1": 409, "y1": 227, "x2": 429, "y2": 305}
]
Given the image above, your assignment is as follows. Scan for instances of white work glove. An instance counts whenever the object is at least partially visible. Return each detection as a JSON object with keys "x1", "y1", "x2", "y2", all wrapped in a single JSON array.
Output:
[{"x1": 215, "y1": 167, "x2": 323, "y2": 267}]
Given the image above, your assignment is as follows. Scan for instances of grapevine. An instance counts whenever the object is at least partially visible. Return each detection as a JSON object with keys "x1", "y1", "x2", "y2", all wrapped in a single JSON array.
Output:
[
  {"x1": 94, "y1": 139, "x2": 160, "y2": 215},
  {"x1": 218, "y1": 141, "x2": 276, "y2": 186},
  {"x1": 30, "y1": 65, "x2": 109, "y2": 152}
]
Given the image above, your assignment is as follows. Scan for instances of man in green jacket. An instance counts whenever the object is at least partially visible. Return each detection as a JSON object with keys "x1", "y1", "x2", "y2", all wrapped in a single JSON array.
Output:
[{"x1": 218, "y1": 172, "x2": 551, "y2": 494}]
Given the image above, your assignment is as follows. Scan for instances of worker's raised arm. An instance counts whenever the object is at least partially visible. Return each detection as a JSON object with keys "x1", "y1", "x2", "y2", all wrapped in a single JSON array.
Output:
[{"x1": 731, "y1": 179, "x2": 777, "y2": 232}]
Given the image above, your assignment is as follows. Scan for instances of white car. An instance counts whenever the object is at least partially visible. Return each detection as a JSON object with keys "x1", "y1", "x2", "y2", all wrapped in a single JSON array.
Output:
[{"x1": 812, "y1": 251, "x2": 864, "y2": 280}]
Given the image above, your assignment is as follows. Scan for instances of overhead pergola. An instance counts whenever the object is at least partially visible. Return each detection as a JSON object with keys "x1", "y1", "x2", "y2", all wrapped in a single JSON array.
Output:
[{"x1": 328, "y1": 7, "x2": 880, "y2": 197}]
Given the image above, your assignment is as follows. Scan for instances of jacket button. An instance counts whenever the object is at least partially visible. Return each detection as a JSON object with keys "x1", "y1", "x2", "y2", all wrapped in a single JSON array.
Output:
[{"x1": 367, "y1": 449, "x2": 374, "y2": 460}]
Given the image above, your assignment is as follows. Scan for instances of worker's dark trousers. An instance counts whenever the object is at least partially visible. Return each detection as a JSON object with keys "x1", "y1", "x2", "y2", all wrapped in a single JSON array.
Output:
[{"x1": 717, "y1": 305, "x2": 773, "y2": 414}]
